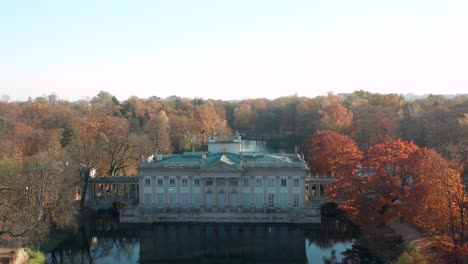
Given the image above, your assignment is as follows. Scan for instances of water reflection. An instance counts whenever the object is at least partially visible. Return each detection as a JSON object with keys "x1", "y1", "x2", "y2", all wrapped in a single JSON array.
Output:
[{"x1": 48, "y1": 216, "x2": 359, "y2": 264}]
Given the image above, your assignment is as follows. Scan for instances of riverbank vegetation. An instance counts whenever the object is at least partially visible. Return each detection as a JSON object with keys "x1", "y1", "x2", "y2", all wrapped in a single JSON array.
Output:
[{"x1": 0, "y1": 91, "x2": 466, "y2": 261}]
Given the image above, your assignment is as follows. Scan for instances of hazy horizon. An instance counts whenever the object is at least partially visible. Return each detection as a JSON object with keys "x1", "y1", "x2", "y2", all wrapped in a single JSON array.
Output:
[{"x1": 1, "y1": 1, "x2": 467, "y2": 102}]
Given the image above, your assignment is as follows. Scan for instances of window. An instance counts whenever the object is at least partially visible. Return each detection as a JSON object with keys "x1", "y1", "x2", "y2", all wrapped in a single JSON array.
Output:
[
  {"x1": 280, "y1": 178, "x2": 287, "y2": 187},
  {"x1": 145, "y1": 179, "x2": 151, "y2": 186},
  {"x1": 182, "y1": 179, "x2": 188, "y2": 187},
  {"x1": 293, "y1": 179, "x2": 299, "y2": 187},
  {"x1": 217, "y1": 179, "x2": 226, "y2": 186},
  {"x1": 157, "y1": 179, "x2": 163, "y2": 186},
  {"x1": 243, "y1": 178, "x2": 250, "y2": 187},
  {"x1": 268, "y1": 194, "x2": 275, "y2": 207},
  {"x1": 255, "y1": 178, "x2": 262, "y2": 187},
  {"x1": 181, "y1": 193, "x2": 189, "y2": 206},
  {"x1": 169, "y1": 192, "x2": 177, "y2": 207},
  {"x1": 194, "y1": 179, "x2": 200, "y2": 186},
  {"x1": 193, "y1": 193, "x2": 200, "y2": 208},
  {"x1": 268, "y1": 178, "x2": 275, "y2": 187},
  {"x1": 230, "y1": 179, "x2": 238, "y2": 186},
  {"x1": 169, "y1": 179, "x2": 175, "y2": 186},
  {"x1": 293, "y1": 194, "x2": 300, "y2": 207},
  {"x1": 157, "y1": 193, "x2": 164, "y2": 207},
  {"x1": 144, "y1": 193, "x2": 151, "y2": 207},
  {"x1": 206, "y1": 179, "x2": 213, "y2": 186},
  {"x1": 243, "y1": 194, "x2": 251, "y2": 208}
]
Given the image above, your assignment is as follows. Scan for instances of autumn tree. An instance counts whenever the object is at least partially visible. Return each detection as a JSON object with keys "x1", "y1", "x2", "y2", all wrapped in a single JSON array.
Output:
[
  {"x1": 318, "y1": 95, "x2": 353, "y2": 133},
  {"x1": 407, "y1": 150, "x2": 467, "y2": 263},
  {"x1": 22, "y1": 148, "x2": 79, "y2": 245},
  {"x1": 303, "y1": 130, "x2": 362, "y2": 176},
  {"x1": 67, "y1": 112, "x2": 108, "y2": 209},
  {"x1": 349, "y1": 104, "x2": 397, "y2": 150},
  {"x1": 97, "y1": 116, "x2": 138, "y2": 176},
  {"x1": 232, "y1": 103, "x2": 254, "y2": 130},
  {"x1": 147, "y1": 110, "x2": 171, "y2": 154},
  {"x1": 328, "y1": 138, "x2": 467, "y2": 262},
  {"x1": 0, "y1": 158, "x2": 28, "y2": 239}
]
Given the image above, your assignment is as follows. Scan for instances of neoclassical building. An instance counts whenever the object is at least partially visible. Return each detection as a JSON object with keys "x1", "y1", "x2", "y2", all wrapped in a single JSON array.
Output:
[{"x1": 137, "y1": 136, "x2": 309, "y2": 215}]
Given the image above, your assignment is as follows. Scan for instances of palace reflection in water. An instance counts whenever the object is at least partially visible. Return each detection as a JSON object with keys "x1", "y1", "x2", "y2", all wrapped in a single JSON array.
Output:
[{"x1": 48, "y1": 216, "x2": 358, "y2": 264}]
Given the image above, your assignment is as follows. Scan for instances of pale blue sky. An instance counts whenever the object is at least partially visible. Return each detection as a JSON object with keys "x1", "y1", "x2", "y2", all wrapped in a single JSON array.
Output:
[{"x1": 1, "y1": 0, "x2": 467, "y2": 101}]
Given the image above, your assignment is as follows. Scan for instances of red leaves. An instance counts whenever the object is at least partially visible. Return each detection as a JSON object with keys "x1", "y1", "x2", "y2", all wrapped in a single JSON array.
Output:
[{"x1": 304, "y1": 130, "x2": 362, "y2": 176}]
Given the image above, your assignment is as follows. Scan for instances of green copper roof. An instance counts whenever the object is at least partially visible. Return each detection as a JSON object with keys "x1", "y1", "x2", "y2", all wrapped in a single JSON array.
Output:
[{"x1": 139, "y1": 152, "x2": 308, "y2": 170}]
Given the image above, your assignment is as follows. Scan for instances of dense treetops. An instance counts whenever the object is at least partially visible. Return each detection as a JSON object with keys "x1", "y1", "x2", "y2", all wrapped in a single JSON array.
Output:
[{"x1": 0, "y1": 91, "x2": 466, "y2": 175}]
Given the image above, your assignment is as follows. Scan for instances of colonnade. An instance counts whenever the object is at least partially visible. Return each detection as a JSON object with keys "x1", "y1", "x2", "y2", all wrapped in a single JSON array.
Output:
[{"x1": 86, "y1": 178, "x2": 139, "y2": 202}]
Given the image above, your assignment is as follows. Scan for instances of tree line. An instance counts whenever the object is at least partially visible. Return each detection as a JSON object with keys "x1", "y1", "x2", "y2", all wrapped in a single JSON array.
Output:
[{"x1": 0, "y1": 90, "x2": 466, "y2": 249}]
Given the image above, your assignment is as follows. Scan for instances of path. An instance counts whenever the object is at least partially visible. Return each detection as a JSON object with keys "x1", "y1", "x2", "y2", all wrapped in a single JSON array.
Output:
[{"x1": 387, "y1": 219, "x2": 433, "y2": 255}]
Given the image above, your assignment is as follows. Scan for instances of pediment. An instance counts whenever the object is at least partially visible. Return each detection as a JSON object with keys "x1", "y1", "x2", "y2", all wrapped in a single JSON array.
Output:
[{"x1": 202, "y1": 162, "x2": 243, "y2": 172}]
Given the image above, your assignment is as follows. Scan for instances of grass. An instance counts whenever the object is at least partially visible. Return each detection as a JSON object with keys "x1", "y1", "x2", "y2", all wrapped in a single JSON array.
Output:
[{"x1": 25, "y1": 248, "x2": 46, "y2": 264}]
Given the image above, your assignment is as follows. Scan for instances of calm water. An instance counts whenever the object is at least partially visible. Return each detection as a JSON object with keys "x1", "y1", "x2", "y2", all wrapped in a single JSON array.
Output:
[{"x1": 47, "y1": 216, "x2": 361, "y2": 264}]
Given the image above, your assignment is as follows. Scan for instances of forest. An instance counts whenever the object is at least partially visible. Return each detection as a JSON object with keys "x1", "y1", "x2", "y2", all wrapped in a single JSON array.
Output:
[{"x1": 0, "y1": 90, "x2": 467, "y2": 261}]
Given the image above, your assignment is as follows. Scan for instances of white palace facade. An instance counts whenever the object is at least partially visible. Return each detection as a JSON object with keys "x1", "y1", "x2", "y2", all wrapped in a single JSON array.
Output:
[{"x1": 133, "y1": 135, "x2": 311, "y2": 222}]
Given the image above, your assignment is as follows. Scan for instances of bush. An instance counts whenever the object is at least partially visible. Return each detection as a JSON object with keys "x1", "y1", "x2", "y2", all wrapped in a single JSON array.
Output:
[
  {"x1": 391, "y1": 242, "x2": 427, "y2": 264},
  {"x1": 25, "y1": 248, "x2": 46, "y2": 264}
]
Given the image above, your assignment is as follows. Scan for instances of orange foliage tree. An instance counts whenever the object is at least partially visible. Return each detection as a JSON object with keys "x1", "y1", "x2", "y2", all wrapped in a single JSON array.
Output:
[
  {"x1": 304, "y1": 130, "x2": 362, "y2": 176},
  {"x1": 327, "y1": 138, "x2": 467, "y2": 262}
]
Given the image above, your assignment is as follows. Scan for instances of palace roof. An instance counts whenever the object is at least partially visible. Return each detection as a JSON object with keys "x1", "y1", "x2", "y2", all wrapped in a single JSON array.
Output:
[{"x1": 139, "y1": 152, "x2": 308, "y2": 171}]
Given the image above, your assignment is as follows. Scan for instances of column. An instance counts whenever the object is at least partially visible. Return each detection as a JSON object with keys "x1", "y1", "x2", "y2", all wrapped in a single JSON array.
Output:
[
  {"x1": 176, "y1": 177, "x2": 181, "y2": 209},
  {"x1": 238, "y1": 177, "x2": 242, "y2": 212},
  {"x1": 189, "y1": 176, "x2": 193, "y2": 209},
  {"x1": 250, "y1": 176, "x2": 254, "y2": 210},
  {"x1": 152, "y1": 176, "x2": 156, "y2": 205},
  {"x1": 300, "y1": 176, "x2": 305, "y2": 207},
  {"x1": 164, "y1": 176, "x2": 169, "y2": 209},
  {"x1": 288, "y1": 176, "x2": 293, "y2": 208},
  {"x1": 200, "y1": 177, "x2": 205, "y2": 211},
  {"x1": 224, "y1": 177, "x2": 231, "y2": 212},
  {"x1": 127, "y1": 183, "x2": 130, "y2": 200},
  {"x1": 275, "y1": 176, "x2": 280, "y2": 210},
  {"x1": 133, "y1": 184, "x2": 137, "y2": 201},
  {"x1": 263, "y1": 176, "x2": 267, "y2": 209},
  {"x1": 138, "y1": 178, "x2": 144, "y2": 207},
  {"x1": 213, "y1": 177, "x2": 218, "y2": 211}
]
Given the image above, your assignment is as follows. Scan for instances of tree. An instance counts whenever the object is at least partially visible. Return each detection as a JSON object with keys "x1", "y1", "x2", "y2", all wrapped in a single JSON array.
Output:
[
  {"x1": 22, "y1": 148, "x2": 79, "y2": 245},
  {"x1": 407, "y1": 150, "x2": 467, "y2": 263},
  {"x1": 349, "y1": 104, "x2": 397, "y2": 150},
  {"x1": 232, "y1": 103, "x2": 254, "y2": 130},
  {"x1": 318, "y1": 95, "x2": 353, "y2": 133},
  {"x1": 0, "y1": 158, "x2": 28, "y2": 239},
  {"x1": 60, "y1": 123, "x2": 76, "y2": 148},
  {"x1": 98, "y1": 117, "x2": 137, "y2": 176},
  {"x1": 328, "y1": 138, "x2": 467, "y2": 262},
  {"x1": 333, "y1": 139, "x2": 425, "y2": 225},
  {"x1": 67, "y1": 113, "x2": 107, "y2": 209},
  {"x1": 303, "y1": 130, "x2": 362, "y2": 176},
  {"x1": 148, "y1": 110, "x2": 171, "y2": 153}
]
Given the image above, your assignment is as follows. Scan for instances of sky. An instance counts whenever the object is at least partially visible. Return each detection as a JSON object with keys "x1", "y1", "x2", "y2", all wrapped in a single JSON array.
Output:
[{"x1": 1, "y1": 0, "x2": 467, "y2": 102}]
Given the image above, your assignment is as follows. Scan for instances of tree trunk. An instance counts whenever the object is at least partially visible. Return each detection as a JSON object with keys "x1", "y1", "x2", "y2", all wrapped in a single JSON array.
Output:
[{"x1": 79, "y1": 167, "x2": 91, "y2": 210}]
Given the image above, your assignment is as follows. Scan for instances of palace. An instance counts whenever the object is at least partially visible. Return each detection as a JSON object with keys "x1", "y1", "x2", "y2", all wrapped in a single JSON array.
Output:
[{"x1": 133, "y1": 134, "x2": 310, "y2": 222}]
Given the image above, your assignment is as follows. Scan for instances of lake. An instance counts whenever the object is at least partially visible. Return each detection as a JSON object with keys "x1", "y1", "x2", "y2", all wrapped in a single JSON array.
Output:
[{"x1": 47, "y1": 216, "x2": 362, "y2": 264}]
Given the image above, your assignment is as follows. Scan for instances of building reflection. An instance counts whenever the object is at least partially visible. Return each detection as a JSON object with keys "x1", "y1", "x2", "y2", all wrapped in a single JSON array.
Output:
[
  {"x1": 48, "y1": 216, "x2": 359, "y2": 264},
  {"x1": 139, "y1": 223, "x2": 306, "y2": 263}
]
